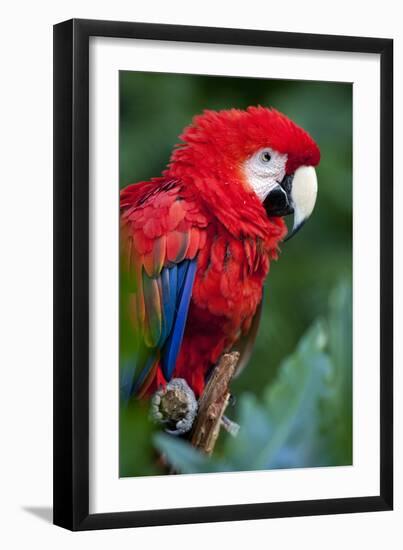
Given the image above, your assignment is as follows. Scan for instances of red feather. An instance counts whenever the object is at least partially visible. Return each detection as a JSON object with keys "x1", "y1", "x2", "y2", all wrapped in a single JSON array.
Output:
[{"x1": 166, "y1": 230, "x2": 189, "y2": 263}]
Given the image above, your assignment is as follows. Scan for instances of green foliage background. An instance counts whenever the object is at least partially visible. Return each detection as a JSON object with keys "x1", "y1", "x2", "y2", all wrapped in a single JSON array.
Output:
[{"x1": 119, "y1": 71, "x2": 352, "y2": 477}]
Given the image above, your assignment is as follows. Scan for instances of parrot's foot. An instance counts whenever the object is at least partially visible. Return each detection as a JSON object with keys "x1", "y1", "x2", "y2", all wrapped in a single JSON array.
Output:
[
  {"x1": 150, "y1": 378, "x2": 198, "y2": 435},
  {"x1": 221, "y1": 415, "x2": 240, "y2": 437}
]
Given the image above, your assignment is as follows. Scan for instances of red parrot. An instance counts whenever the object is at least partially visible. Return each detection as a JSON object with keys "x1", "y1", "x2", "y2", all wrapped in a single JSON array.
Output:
[{"x1": 120, "y1": 106, "x2": 320, "y2": 404}]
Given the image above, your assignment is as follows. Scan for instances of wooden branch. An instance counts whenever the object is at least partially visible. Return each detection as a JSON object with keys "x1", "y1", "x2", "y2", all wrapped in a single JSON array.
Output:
[{"x1": 190, "y1": 351, "x2": 239, "y2": 455}]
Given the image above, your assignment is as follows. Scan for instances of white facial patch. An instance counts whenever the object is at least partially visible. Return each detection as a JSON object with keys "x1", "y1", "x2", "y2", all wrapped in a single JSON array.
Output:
[
  {"x1": 243, "y1": 148, "x2": 288, "y2": 202},
  {"x1": 290, "y1": 166, "x2": 318, "y2": 228}
]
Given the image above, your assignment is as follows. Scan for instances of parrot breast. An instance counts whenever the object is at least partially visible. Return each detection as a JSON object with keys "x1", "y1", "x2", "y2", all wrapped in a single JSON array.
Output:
[{"x1": 172, "y1": 223, "x2": 274, "y2": 395}]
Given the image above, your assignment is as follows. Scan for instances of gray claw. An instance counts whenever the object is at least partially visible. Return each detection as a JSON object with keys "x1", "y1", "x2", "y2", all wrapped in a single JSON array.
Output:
[
  {"x1": 150, "y1": 378, "x2": 198, "y2": 435},
  {"x1": 221, "y1": 415, "x2": 240, "y2": 437}
]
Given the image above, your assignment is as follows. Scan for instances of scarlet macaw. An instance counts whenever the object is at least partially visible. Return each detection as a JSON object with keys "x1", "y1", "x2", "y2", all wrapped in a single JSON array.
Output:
[{"x1": 120, "y1": 107, "x2": 320, "y2": 402}]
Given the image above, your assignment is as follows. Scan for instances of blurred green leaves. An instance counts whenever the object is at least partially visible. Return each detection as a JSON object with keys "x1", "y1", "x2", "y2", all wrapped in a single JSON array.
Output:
[
  {"x1": 120, "y1": 401, "x2": 161, "y2": 477},
  {"x1": 320, "y1": 283, "x2": 353, "y2": 465},
  {"x1": 154, "y1": 282, "x2": 352, "y2": 473}
]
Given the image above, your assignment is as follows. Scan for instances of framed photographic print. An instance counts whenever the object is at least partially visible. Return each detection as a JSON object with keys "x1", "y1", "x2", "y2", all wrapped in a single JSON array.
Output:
[{"x1": 53, "y1": 19, "x2": 393, "y2": 530}]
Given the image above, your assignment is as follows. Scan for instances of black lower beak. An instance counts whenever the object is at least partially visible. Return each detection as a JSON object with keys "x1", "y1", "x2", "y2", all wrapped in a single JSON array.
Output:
[{"x1": 263, "y1": 174, "x2": 294, "y2": 217}]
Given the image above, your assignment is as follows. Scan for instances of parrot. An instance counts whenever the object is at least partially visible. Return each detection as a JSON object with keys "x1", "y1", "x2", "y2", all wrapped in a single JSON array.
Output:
[{"x1": 120, "y1": 106, "x2": 320, "y2": 405}]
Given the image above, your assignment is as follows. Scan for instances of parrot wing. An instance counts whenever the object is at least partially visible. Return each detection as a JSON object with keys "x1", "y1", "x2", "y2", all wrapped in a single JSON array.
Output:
[{"x1": 120, "y1": 180, "x2": 208, "y2": 400}]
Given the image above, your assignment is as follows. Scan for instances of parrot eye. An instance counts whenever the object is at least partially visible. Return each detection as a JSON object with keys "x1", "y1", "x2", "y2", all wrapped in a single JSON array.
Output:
[{"x1": 259, "y1": 150, "x2": 272, "y2": 163}]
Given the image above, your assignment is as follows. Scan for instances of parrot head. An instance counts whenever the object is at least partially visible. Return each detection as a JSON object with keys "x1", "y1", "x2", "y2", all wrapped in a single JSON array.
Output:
[{"x1": 167, "y1": 106, "x2": 320, "y2": 240}]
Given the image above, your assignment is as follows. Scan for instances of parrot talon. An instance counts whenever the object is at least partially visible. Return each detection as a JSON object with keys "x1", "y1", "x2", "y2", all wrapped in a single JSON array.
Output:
[
  {"x1": 221, "y1": 415, "x2": 240, "y2": 437},
  {"x1": 150, "y1": 378, "x2": 198, "y2": 435}
]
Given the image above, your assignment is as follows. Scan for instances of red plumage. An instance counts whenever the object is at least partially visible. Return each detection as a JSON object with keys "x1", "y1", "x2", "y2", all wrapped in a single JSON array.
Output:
[{"x1": 120, "y1": 107, "x2": 320, "y2": 397}]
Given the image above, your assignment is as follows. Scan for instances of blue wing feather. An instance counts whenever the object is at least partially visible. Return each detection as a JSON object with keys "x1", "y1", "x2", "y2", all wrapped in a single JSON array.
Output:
[
  {"x1": 123, "y1": 258, "x2": 197, "y2": 399},
  {"x1": 161, "y1": 259, "x2": 197, "y2": 380},
  {"x1": 176, "y1": 261, "x2": 189, "y2": 299},
  {"x1": 160, "y1": 265, "x2": 177, "y2": 343}
]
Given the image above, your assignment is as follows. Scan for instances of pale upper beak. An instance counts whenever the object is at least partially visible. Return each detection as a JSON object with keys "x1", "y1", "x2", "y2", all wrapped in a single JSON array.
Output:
[{"x1": 263, "y1": 165, "x2": 318, "y2": 241}]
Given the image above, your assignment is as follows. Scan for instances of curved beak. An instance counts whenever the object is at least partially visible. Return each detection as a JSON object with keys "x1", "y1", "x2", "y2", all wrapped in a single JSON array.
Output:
[{"x1": 263, "y1": 166, "x2": 318, "y2": 241}]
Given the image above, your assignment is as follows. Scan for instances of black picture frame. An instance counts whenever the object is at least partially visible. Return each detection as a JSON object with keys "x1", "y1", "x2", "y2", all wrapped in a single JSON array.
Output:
[{"x1": 53, "y1": 18, "x2": 393, "y2": 531}]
